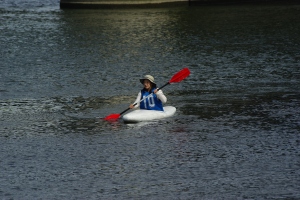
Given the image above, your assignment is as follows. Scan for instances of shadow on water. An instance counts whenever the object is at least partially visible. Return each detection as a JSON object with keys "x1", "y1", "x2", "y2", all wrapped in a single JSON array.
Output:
[{"x1": 179, "y1": 90, "x2": 300, "y2": 131}]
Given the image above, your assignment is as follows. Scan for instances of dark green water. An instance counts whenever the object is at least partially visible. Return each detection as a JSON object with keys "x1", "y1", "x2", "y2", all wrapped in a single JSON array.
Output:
[{"x1": 1, "y1": 1, "x2": 299, "y2": 199}]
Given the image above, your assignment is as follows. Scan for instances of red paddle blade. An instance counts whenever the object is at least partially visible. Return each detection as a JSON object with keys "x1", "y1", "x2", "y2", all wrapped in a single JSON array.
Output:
[
  {"x1": 169, "y1": 68, "x2": 190, "y2": 83},
  {"x1": 104, "y1": 113, "x2": 120, "y2": 121}
]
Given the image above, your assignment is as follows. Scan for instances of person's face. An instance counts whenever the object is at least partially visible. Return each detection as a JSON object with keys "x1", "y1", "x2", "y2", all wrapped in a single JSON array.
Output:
[{"x1": 143, "y1": 79, "x2": 151, "y2": 91}]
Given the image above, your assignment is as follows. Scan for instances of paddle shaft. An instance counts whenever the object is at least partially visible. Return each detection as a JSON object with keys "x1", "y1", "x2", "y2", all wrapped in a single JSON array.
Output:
[{"x1": 119, "y1": 82, "x2": 170, "y2": 116}]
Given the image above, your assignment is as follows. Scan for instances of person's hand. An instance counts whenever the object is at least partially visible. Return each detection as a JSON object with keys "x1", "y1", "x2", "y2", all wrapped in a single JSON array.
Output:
[
  {"x1": 129, "y1": 104, "x2": 134, "y2": 109},
  {"x1": 154, "y1": 88, "x2": 159, "y2": 94}
]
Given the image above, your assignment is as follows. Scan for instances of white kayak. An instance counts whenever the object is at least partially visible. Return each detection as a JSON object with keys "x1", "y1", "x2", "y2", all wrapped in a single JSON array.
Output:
[{"x1": 122, "y1": 106, "x2": 176, "y2": 123}]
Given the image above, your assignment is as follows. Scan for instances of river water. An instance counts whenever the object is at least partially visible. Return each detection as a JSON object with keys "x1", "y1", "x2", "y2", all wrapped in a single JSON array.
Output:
[{"x1": 1, "y1": 1, "x2": 300, "y2": 199}]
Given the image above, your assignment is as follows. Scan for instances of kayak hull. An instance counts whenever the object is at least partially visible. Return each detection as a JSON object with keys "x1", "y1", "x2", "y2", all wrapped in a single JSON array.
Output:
[{"x1": 122, "y1": 106, "x2": 176, "y2": 123}]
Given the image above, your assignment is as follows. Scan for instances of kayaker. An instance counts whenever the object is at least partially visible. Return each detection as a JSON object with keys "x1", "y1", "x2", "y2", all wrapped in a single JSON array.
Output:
[{"x1": 129, "y1": 75, "x2": 167, "y2": 111}]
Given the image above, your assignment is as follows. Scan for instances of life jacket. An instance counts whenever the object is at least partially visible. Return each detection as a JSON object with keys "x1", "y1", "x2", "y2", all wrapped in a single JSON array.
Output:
[{"x1": 140, "y1": 88, "x2": 164, "y2": 111}]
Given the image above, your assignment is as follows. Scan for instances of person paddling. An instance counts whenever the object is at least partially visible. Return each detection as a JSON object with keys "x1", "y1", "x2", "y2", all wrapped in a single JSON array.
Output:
[{"x1": 129, "y1": 75, "x2": 167, "y2": 111}]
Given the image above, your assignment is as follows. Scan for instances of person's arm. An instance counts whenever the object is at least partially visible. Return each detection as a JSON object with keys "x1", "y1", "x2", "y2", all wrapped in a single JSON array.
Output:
[
  {"x1": 129, "y1": 91, "x2": 141, "y2": 109},
  {"x1": 155, "y1": 89, "x2": 167, "y2": 103}
]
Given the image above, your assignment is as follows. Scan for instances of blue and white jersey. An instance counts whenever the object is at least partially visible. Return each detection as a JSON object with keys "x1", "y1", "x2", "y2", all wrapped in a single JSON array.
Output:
[
  {"x1": 140, "y1": 88, "x2": 164, "y2": 111},
  {"x1": 132, "y1": 88, "x2": 167, "y2": 111}
]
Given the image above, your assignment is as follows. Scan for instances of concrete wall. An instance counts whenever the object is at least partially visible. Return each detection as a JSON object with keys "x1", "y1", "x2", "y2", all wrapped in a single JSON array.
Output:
[
  {"x1": 60, "y1": 0, "x2": 300, "y2": 8},
  {"x1": 60, "y1": 0, "x2": 187, "y2": 8}
]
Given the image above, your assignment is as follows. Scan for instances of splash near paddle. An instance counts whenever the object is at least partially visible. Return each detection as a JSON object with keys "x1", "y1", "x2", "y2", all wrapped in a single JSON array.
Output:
[{"x1": 104, "y1": 68, "x2": 190, "y2": 121}]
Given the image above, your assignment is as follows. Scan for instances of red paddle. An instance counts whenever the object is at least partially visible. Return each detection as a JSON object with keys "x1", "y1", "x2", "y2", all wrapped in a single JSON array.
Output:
[{"x1": 104, "y1": 68, "x2": 190, "y2": 121}]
